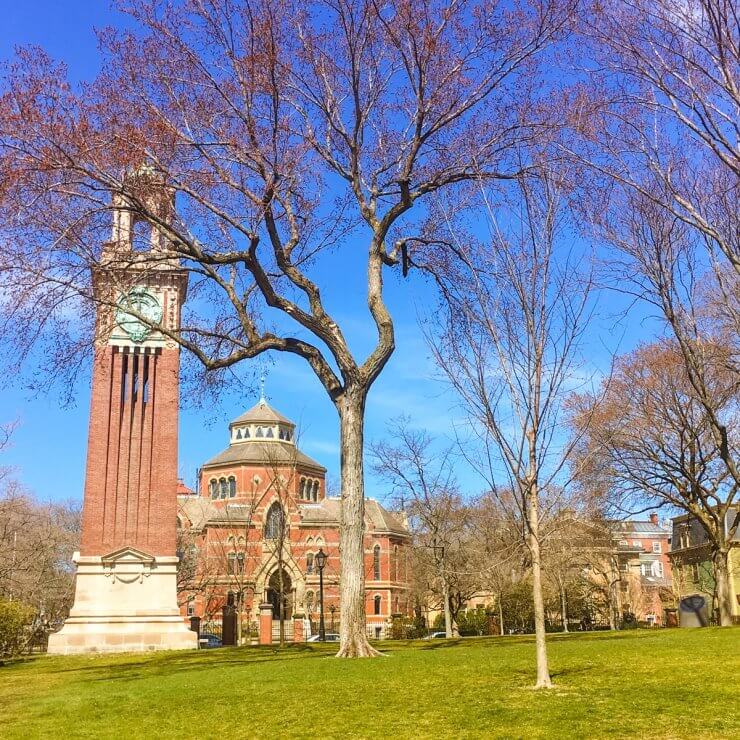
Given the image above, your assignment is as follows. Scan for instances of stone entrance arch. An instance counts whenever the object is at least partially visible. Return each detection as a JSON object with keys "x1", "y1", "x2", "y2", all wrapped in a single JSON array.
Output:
[{"x1": 266, "y1": 569, "x2": 293, "y2": 621}]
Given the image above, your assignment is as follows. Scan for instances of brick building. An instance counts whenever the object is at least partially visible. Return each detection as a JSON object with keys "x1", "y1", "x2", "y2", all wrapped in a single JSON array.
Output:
[
  {"x1": 669, "y1": 508, "x2": 740, "y2": 623},
  {"x1": 611, "y1": 514, "x2": 674, "y2": 625},
  {"x1": 178, "y1": 397, "x2": 411, "y2": 641}
]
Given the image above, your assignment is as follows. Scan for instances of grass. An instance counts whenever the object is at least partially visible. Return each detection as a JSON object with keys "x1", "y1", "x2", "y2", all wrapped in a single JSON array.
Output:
[{"x1": 1, "y1": 628, "x2": 738, "y2": 739}]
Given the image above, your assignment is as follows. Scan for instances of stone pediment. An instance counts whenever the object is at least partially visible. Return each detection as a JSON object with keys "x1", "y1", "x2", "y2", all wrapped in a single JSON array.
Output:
[
  {"x1": 101, "y1": 546, "x2": 156, "y2": 584},
  {"x1": 101, "y1": 546, "x2": 156, "y2": 564}
]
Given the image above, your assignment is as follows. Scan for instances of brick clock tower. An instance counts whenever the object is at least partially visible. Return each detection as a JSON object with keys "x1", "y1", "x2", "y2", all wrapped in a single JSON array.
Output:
[{"x1": 48, "y1": 168, "x2": 197, "y2": 653}]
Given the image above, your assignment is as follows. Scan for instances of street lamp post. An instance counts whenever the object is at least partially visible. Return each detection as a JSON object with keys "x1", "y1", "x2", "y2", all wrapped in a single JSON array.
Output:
[
  {"x1": 315, "y1": 548, "x2": 327, "y2": 642},
  {"x1": 433, "y1": 544, "x2": 452, "y2": 638}
]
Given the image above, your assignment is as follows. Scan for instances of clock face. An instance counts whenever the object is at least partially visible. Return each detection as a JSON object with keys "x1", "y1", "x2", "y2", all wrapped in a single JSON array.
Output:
[{"x1": 115, "y1": 288, "x2": 163, "y2": 343}]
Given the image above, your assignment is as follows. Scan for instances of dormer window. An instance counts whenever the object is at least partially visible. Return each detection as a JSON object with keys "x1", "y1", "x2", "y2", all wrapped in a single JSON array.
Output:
[
  {"x1": 266, "y1": 427, "x2": 274, "y2": 439},
  {"x1": 236, "y1": 428, "x2": 242, "y2": 440},
  {"x1": 256, "y1": 426, "x2": 264, "y2": 438}
]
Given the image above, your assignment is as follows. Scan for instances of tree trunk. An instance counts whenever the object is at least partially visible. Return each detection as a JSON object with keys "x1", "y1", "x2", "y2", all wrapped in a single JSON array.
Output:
[
  {"x1": 498, "y1": 594, "x2": 505, "y2": 636},
  {"x1": 527, "y1": 487, "x2": 553, "y2": 689},
  {"x1": 278, "y1": 555, "x2": 285, "y2": 648},
  {"x1": 713, "y1": 548, "x2": 733, "y2": 627},
  {"x1": 335, "y1": 388, "x2": 381, "y2": 657},
  {"x1": 440, "y1": 560, "x2": 453, "y2": 638},
  {"x1": 560, "y1": 584, "x2": 569, "y2": 633}
]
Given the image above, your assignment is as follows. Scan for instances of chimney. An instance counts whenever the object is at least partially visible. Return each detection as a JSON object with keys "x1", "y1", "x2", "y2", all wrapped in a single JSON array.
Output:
[{"x1": 649, "y1": 512, "x2": 659, "y2": 525}]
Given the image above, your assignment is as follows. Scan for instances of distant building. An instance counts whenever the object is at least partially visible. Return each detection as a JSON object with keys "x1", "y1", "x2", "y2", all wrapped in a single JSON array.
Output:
[
  {"x1": 177, "y1": 398, "x2": 411, "y2": 641},
  {"x1": 610, "y1": 514, "x2": 673, "y2": 626},
  {"x1": 669, "y1": 508, "x2": 740, "y2": 622}
]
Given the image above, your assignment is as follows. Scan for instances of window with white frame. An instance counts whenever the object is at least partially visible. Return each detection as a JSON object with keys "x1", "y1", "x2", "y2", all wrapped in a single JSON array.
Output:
[{"x1": 652, "y1": 541, "x2": 661, "y2": 553}]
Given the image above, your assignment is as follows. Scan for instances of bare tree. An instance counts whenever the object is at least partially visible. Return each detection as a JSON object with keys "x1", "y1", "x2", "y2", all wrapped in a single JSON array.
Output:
[
  {"x1": 429, "y1": 168, "x2": 594, "y2": 688},
  {"x1": 570, "y1": 1, "x2": 740, "y2": 517},
  {"x1": 0, "y1": 0, "x2": 576, "y2": 657},
  {"x1": 261, "y1": 439, "x2": 302, "y2": 647},
  {"x1": 570, "y1": 340, "x2": 739, "y2": 624},
  {"x1": 0, "y1": 484, "x2": 81, "y2": 627},
  {"x1": 371, "y1": 417, "x2": 466, "y2": 637},
  {"x1": 467, "y1": 492, "x2": 524, "y2": 636}
]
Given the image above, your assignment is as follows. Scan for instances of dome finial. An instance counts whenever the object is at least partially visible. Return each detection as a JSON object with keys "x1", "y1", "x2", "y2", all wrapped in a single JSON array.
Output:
[{"x1": 259, "y1": 372, "x2": 266, "y2": 405}]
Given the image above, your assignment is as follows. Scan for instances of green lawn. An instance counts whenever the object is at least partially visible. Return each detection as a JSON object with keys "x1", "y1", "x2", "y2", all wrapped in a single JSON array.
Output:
[{"x1": 1, "y1": 629, "x2": 738, "y2": 739}]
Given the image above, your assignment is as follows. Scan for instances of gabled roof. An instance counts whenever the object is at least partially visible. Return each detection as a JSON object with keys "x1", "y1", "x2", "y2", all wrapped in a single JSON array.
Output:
[{"x1": 230, "y1": 400, "x2": 294, "y2": 428}]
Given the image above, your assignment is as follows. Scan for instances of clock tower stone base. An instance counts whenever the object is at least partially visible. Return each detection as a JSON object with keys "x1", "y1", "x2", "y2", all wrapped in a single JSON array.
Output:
[{"x1": 48, "y1": 551, "x2": 196, "y2": 654}]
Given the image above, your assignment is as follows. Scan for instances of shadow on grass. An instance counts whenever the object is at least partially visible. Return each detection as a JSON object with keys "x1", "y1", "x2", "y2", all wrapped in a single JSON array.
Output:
[{"x1": 13, "y1": 643, "x2": 335, "y2": 684}]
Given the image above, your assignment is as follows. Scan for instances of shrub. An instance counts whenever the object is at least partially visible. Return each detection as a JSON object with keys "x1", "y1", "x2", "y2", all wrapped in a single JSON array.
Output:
[{"x1": 0, "y1": 599, "x2": 36, "y2": 658}]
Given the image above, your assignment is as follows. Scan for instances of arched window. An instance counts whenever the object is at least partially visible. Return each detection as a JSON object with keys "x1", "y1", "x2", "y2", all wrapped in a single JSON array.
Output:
[
  {"x1": 306, "y1": 553, "x2": 314, "y2": 574},
  {"x1": 256, "y1": 426, "x2": 264, "y2": 438},
  {"x1": 209, "y1": 480, "x2": 218, "y2": 499},
  {"x1": 305, "y1": 590, "x2": 314, "y2": 612},
  {"x1": 374, "y1": 595, "x2": 382, "y2": 615},
  {"x1": 237, "y1": 535, "x2": 246, "y2": 547},
  {"x1": 266, "y1": 427, "x2": 274, "y2": 438},
  {"x1": 227, "y1": 552, "x2": 236, "y2": 575},
  {"x1": 312, "y1": 480, "x2": 319, "y2": 502},
  {"x1": 243, "y1": 427, "x2": 250, "y2": 439},
  {"x1": 265, "y1": 502, "x2": 285, "y2": 540},
  {"x1": 373, "y1": 545, "x2": 381, "y2": 581},
  {"x1": 228, "y1": 477, "x2": 236, "y2": 498},
  {"x1": 236, "y1": 428, "x2": 242, "y2": 440},
  {"x1": 219, "y1": 478, "x2": 228, "y2": 499},
  {"x1": 299, "y1": 478, "x2": 306, "y2": 499}
]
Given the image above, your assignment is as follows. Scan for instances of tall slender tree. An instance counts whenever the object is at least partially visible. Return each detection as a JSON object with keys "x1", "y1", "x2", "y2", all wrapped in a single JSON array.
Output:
[{"x1": 429, "y1": 167, "x2": 594, "y2": 688}]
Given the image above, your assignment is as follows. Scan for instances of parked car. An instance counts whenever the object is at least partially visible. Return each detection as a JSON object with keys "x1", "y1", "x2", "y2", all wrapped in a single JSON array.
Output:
[
  {"x1": 307, "y1": 633, "x2": 340, "y2": 642},
  {"x1": 427, "y1": 631, "x2": 447, "y2": 639},
  {"x1": 198, "y1": 633, "x2": 223, "y2": 649}
]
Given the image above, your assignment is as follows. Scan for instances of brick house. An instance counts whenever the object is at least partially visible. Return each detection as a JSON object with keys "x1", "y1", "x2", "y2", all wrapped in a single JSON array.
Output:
[
  {"x1": 610, "y1": 514, "x2": 674, "y2": 625},
  {"x1": 177, "y1": 398, "x2": 411, "y2": 641}
]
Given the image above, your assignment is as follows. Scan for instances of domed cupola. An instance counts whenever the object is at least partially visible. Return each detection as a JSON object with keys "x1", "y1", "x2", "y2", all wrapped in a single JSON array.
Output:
[{"x1": 228, "y1": 397, "x2": 295, "y2": 445}]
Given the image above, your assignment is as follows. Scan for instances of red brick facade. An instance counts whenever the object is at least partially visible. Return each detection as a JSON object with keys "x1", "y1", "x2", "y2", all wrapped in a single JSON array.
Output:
[
  {"x1": 178, "y1": 401, "x2": 411, "y2": 640},
  {"x1": 81, "y1": 344, "x2": 182, "y2": 556}
]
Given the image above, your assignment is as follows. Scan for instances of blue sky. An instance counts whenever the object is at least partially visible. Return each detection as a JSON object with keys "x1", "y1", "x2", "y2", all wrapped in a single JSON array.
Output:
[{"x1": 0, "y1": 2, "x2": 661, "y2": 506}]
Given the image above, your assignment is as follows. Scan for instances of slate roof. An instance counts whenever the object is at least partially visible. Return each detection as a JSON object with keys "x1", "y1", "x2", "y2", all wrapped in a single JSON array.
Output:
[
  {"x1": 230, "y1": 400, "x2": 294, "y2": 427},
  {"x1": 298, "y1": 497, "x2": 409, "y2": 537},
  {"x1": 202, "y1": 440, "x2": 326, "y2": 472},
  {"x1": 611, "y1": 521, "x2": 668, "y2": 535},
  {"x1": 178, "y1": 493, "x2": 410, "y2": 537}
]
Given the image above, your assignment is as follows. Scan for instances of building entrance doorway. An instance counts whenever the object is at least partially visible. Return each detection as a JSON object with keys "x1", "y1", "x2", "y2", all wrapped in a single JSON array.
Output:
[{"x1": 266, "y1": 569, "x2": 293, "y2": 621}]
